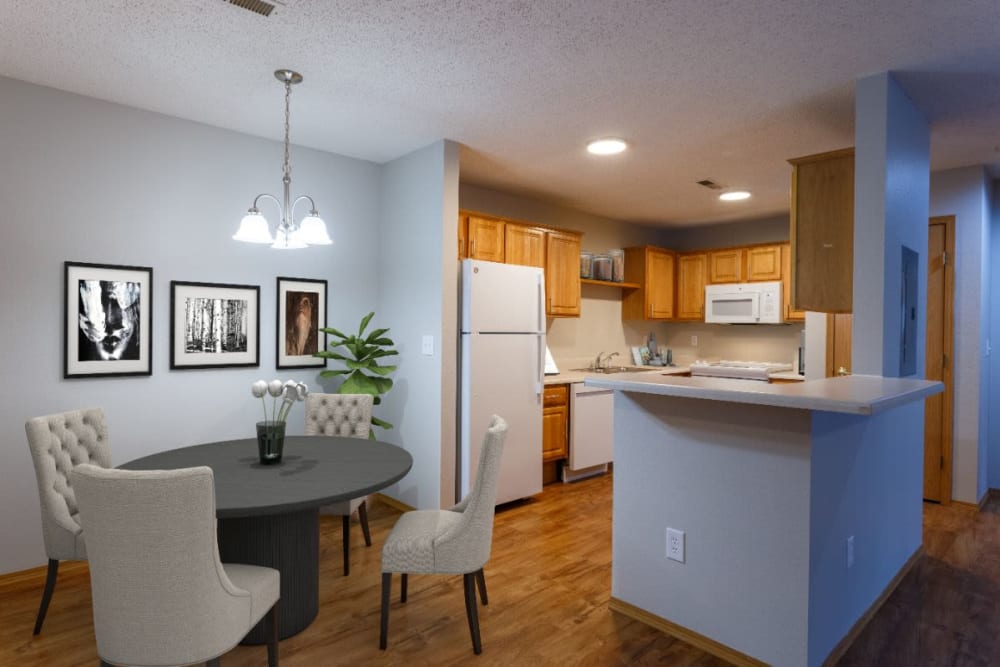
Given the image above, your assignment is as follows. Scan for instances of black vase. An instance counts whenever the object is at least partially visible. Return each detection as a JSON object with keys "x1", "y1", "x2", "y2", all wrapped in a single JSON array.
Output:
[{"x1": 256, "y1": 421, "x2": 286, "y2": 464}]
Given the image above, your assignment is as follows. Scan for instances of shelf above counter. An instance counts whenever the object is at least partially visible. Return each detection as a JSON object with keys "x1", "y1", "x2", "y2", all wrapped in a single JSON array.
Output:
[{"x1": 580, "y1": 278, "x2": 640, "y2": 289}]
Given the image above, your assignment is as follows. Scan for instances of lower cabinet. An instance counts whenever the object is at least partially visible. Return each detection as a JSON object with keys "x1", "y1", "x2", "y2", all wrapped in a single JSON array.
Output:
[{"x1": 542, "y1": 384, "x2": 569, "y2": 463}]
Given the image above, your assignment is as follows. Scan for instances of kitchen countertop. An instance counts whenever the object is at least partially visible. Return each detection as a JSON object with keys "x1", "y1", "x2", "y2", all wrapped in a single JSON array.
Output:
[
  {"x1": 583, "y1": 373, "x2": 942, "y2": 415},
  {"x1": 769, "y1": 371, "x2": 806, "y2": 381},
  {"x1": 544, "y1": 365, "x2": 690, "y2": 386}
]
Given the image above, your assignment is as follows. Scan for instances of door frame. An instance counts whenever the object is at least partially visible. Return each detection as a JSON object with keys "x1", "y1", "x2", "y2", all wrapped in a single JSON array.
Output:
[{"x1": 928, "y1": 215, "x2": 955, "y2": 504}]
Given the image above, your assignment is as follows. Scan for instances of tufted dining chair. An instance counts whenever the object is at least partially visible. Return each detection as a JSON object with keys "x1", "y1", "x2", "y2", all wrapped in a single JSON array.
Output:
[
  {"x1": 72, "y1": 464, "x2": 279, "y2": 667},
  {"x1": 379, "y1": 415, "x2": 507, "y2": 655},
  {"x1": 24, "y1": 407, "x2": 112, "y2": 635},
  {"x1": 304, "y1": 393, "x2": 375, "y2": 575}
]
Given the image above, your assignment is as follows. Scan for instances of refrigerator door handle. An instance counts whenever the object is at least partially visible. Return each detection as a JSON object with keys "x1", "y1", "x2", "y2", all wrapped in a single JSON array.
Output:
[
  {"x1": 536, "y1": 333, "x2": 544, "y2": 396},
  {"x1": 537, "y1": 274, "x2": 545, "y2": 331}
]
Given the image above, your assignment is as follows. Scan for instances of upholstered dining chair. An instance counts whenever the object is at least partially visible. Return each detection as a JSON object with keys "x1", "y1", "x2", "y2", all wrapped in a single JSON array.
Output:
[
  {"x1": 304, "y1": 392, "x2": 375, "y2": 576},
  {"x1": 24, "y1": 407, "x2": 112, "y2": 635},
  {"x1": 72, "y1": 464, "x2": 280, "y2": 667},
  {"x1": 379, "y1": 415, "x2": 507, "y2": 655}
]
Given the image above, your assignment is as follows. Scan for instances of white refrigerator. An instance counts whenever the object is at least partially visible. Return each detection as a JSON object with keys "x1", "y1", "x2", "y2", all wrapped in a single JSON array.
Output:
[{"x1": 459, "y1": 259, "x2": 545, "y2": 505}]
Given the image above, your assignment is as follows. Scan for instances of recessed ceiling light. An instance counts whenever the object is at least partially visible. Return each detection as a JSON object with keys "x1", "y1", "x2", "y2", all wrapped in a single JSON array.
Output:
[
  {"x1": 719, "y1": 190, "x2": 751, "y2": 201},
  {"x1": 587, "y1": 138, "x2": 627, "y2": 155}
]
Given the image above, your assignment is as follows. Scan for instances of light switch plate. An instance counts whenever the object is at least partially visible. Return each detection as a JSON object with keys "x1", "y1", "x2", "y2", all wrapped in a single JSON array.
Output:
[{"x1": 421, "y1": 335, "x2": 434, "y2": 356}]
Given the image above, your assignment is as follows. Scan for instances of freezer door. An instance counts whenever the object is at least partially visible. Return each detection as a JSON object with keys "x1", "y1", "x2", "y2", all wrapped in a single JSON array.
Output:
[
  {"x1": 462, "y1": 259, "x2": 544, "y2": 334},
  {"x1": 460, "y1": 332, "x2": 543, "y2": 505}
]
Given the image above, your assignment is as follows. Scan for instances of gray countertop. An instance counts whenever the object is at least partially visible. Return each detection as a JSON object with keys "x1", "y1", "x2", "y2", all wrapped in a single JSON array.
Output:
[{"x1": 583, "y1": 373, "x2": 942, "y2": 415}]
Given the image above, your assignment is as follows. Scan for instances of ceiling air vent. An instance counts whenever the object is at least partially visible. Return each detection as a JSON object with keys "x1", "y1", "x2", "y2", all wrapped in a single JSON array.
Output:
[
  {"x1": 226, "y1": 0, "x2": 276, "y2": 17},
  {"x1": 696, "y1": 179, "x2": 723, "y2": 190}
]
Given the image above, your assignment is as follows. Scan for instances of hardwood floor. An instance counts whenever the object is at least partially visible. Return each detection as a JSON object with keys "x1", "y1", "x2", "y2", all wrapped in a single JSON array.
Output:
[{"x1": 2, "y1": 476, "x2": 998, "y2": 666}]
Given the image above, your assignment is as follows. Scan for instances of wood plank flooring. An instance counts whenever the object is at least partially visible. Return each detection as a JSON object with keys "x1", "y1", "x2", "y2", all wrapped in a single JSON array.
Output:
[{"x1": 1, "y1": 475, "x2": 998, "y2": 666}]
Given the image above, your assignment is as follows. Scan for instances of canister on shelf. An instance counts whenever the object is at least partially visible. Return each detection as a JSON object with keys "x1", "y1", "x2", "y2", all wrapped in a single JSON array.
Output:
[
  {"x1": 592, "y1": 254, "x2": 612, "y2": 281},
  {"x1": 580, "y1": 251, "x2": 594, "y2": 278},
  {"x1": 609, "y1": 249, "x2": 625, "y2": 282}
]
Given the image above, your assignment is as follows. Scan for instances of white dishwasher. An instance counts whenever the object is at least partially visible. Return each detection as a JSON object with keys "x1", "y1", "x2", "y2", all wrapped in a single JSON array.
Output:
[{"x1": 563, "y1": 383, "x2": 614, "y2": 482}]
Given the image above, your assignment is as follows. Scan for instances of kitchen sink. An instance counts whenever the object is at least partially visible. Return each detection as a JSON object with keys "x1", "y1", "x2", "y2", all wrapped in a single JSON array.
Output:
[{"x1": 570, "y1": 367, "x2": 655, "y2": 374}]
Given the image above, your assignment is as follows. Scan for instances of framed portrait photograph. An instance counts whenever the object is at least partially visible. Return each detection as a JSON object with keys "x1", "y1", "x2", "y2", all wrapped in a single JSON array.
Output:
[
  {"x1": 170, "y1": 281, "x2": 259, "y2": 370},
  {"x1": 276, "y1": 277, "x2": 327, "y2": 369},
  {"x1": 65, "y1": 261, "x2": 153, "y2": 378}
]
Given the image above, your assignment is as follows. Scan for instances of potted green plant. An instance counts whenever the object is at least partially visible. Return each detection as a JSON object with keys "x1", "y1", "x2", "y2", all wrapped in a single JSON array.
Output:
[{"x1": 315, "y1": 312, "x2": 398, "y2": 436}]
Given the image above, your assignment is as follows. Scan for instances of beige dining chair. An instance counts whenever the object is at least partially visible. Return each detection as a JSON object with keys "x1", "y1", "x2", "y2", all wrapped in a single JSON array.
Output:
[
  {"x1": 72, "y1": 464, "x2": 280, "y2": 667},
  {"x1": 304, "y1": 392, "x2": 375, "y2": 576},
  {"x1": 24, "y1": 407, "x2": 112, "y2": 634},
  {"x1": 379, "y1": 415, "x2": 507, "y2": 654}
]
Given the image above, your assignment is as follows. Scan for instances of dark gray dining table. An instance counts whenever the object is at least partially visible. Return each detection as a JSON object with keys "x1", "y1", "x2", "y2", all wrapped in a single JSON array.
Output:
[{"x1": 121, "y1": 435, "x2": 413, "y2": 643}]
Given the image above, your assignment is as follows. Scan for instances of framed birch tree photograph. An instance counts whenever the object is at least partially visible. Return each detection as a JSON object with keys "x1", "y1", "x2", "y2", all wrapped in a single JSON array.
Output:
[
  {"x1": 170, "y1": 281, "x2": 259, "y2": 369},
  {"x1": 276, "y1": 276, "x2": 327, "y2": 369}
]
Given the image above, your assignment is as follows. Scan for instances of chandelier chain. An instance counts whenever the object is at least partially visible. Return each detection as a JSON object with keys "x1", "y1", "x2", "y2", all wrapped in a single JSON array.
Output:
[{"x1": 283, "y1": 79, "x2": 292, "y2": 182}]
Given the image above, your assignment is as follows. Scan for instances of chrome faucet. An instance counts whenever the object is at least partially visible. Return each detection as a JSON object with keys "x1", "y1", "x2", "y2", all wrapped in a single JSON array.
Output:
[
  {"x1": 604, "y1": 352, "x2": 620, "y2": 369},
  {"x1": 594, "y1": 351, "x2": 606, "y2": 370},
  {"x1": 594, "y1": 351, "x2": 620, "y2": 370}
]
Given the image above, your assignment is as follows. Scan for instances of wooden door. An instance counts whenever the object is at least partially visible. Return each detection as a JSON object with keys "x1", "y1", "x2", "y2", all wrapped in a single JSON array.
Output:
[
  {"x1": 647, "y1": 249, "x2": 676, "y2": 319},
  {"x1": 746, "y1": 245, "x2": 782, "y2": 281},
  {"x1": 468, "y1": 216, "x2": 505, "y2": 262},
  {"x1": 708, "y1": 249, "x2": 743, "y2": 283},
  {"x1": 676, "y1": 253, "x2": 707, "y2": 320},
  {"x1": 825, "y1": 314, "x2": 852, "y2": 377},
  {"x1": 924, "y1": 216, "x2": 955, "y2": 503},
  {"x1": 545, "y1": 231, "x2": 581, "y2": 317},
  {"x1": 505, "y1": 224, "x2": 546, "y2": 268}
]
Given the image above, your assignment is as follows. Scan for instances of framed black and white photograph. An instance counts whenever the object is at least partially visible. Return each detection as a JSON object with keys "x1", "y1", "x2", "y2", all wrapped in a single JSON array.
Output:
[
  {"x1": 170, "y1": 281, "x2": 259, "y2": 369},
  {"x1": 65, "y1": 261, "x2": 153, "y2": 378},
  {"x1": 276, "y1": 276, "x2": 327, "y2": 369}
]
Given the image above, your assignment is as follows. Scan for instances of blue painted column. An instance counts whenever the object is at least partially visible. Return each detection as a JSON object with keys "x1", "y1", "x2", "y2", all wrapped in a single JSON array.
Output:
[{"x1": 852, "y1": 73, "x2": 930, "y2": 377}]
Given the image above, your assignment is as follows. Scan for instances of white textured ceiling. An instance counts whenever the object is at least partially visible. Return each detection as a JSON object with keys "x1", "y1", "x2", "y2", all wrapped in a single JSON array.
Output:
[{"x1": 3, "y1": 0, "x2": 1000, "y2": 226}]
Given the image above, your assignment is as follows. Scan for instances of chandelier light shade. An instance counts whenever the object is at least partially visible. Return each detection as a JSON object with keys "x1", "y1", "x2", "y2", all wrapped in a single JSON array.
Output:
[{"x1": 233, "y1": 69, "x2": 332, "y2": 249}]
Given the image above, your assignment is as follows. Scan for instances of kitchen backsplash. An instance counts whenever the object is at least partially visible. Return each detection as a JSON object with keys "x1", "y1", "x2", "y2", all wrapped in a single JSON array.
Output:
[{"x1": 659, "y1": 322, "x2": 804, "y2": 367}]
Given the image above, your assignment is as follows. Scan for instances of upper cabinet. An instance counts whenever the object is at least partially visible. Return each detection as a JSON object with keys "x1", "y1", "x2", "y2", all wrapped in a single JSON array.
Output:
[
  {"x1": 676, "y1": 253, "x2": 707, "y2": 320},
  {"x1": 708, "y1": 249, "x2": 743, "y2": 284},
  {"x1": 746, "y1": 245, "x2": 782, "y2": 281},
  {"x1": 781, "y1": 243, "x2": 806, "y2": 322},
  {"x1": 788, "y1": 148, "x2": 854, "y2": 313},
  {"x1": 467, "y1": 215, "x2": 506, "y2": 263},
  {"x1": 545, "y1": 231, "x2": 582, "y2": 317},
  {"x1": 622, "y1": 247, "x2": 675, "y2": 320},
  {"x1": 458, "y1": 211, "x2": 582, "y2": 318},
  {"x1": 505, "y1": 223, "x2": 546, "y2": 268}
]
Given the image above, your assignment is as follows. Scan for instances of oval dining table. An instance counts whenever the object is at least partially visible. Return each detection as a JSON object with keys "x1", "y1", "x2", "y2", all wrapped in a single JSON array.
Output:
[{"x1": 121, "y1": 435, "x2": 413, "y2": 643}]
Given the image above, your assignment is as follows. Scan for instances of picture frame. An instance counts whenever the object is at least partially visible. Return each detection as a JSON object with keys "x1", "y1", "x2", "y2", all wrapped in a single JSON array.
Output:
[
  {"x1": 170, "y1": 281, "x2": 259, "y2": 370},
  {"x1": 276, "y1": 276, "x2": 327, "y2": 369},
  {"x1": 65, "y1": 261, "x2": 153, "y2": 378}
]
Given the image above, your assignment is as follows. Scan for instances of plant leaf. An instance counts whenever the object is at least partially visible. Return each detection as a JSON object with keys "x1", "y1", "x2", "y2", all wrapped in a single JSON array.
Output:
[
  {"x1": 339, "y1": 373, "x2": 379, "y2": 396},
  {"x1": 365, "y1": 328, "x2": 389, "y2": 342},
  {"x1": 367, "y1": 364, "x2": 397, "y2": 376},
  {"x1": 370, "y1": 377, "x2": 394, "y2": 394},
  {"x1": 358, "y1": 311, "x2": 375, "y2": 336},
  {"x1": 319, "y1": 326, "x2": 347, "y2": 339},
  {"x1": 319, "y1": 369, "x2": 352, "y2": 377},
  {"x1": 371, "y1": 416, "x2": 393, "y2": 430},
  {"x1": 370, "y1": 337, "x2": 395, "y2": 346},
  {"x1": 313, "y1": 351, "x2": 350, "y2": 361}
]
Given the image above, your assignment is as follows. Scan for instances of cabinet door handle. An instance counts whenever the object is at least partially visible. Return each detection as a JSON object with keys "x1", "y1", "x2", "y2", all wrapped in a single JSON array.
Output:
[
  {"x1": 470, "y1": 239, "x2": 475, "y2": 256},
  {"x1": 547, "y1": 297, "x2": 552, "y2": 312}
]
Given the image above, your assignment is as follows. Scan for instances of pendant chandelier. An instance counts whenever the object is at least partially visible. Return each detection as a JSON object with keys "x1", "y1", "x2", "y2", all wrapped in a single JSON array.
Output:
[{"x1": 233, "y1": 69, "x2": 332, "y2": 249}]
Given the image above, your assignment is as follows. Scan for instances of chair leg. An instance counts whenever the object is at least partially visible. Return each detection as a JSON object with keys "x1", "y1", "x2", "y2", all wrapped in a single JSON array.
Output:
[
  {"x1": 33, "y1": 559, "x2": 59, "y2": 635},
  {"x1": 400, "y1": 573, "x2": 408, "y2": 603},
  {"x1": 264, "y1": 602, "x2": 279, "y2": 667},
  {"x1": 475, "y1": 568, "x2": 488, "y2": 605},
  {"x1": 463, "y1": 573, "x2": 483, "y2": 654},
  {"x1": 206, "y1": 659, "x2": 220, "y2": 667},
  {"x1": 379, "y1": 573, "x2": 391, "y2": 650},
  {"x1": 99, "y1": 661, "x2": 115, "y2": 667},
  {"x1": 358, "y1": 500, "x2": 372, "y2": 547},
  {"x1": 342, "y1": 515, "x2": 351, "y2": 576}
]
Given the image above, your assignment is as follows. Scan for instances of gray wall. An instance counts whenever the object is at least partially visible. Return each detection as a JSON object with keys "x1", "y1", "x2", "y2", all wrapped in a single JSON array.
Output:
[
  {"x1": 659, "y1": 214, "x2": 790, "y2": 250},
  {"x1": 929, "y1": 166, "x2": 992, "y2": 502},
  {"x1": 991, "y1": 182, "x2": 1000, "y2": 489},
  {"x1": 0, "y1": 76, "x2": 382, "y2": 573},
  {"x1": 376, "y1": 140, "x2": 459, "y2": 510}
]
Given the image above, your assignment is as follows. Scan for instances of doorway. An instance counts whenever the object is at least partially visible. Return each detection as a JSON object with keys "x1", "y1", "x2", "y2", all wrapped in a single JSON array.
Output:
[{"x1": 923, "y1": 216, "x2": 955, "y2": 503}]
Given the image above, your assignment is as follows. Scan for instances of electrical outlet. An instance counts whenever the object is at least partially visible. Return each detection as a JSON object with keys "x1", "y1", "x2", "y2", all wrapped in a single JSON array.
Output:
[
  {"x1": 846, "y1": 535, "x2": 855, "y2": 569},
  {"x1": 666, "y1": 527, "x2": 686, "y2": 563},
  {"x1": 691, "y1": 335, "x2": 698, "y2": 347}
]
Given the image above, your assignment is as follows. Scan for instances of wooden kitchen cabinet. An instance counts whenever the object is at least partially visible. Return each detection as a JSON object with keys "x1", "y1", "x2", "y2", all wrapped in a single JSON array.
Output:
[
  {"x1": 676, "y1": 253, "x2": 708, "y2": 320},
  {"x1": 708, "y1": 249, "x2": 744, "y2": 283},
  {"x1": 505, "y1": 223, "x2": 546, "y2": 268},
  {"x1": 467, "y1": 215, "x2": 506, "y2": 263},
  {"x1": 545, "y1": 230, "x2": 582, "y2": 317},
  {"x1": 542, "y1": 384, "x2": 569, "y2": 463},
  {"x1": 789, "y1": 148, "x2": 854, "y2": 313},
  {"x1": 746, "y1": 244, "x2": 782, "y2": 281},
  {"x1": 622, "y1": 247, "x2": 676, "y2": 320},
  {"x1": 781, "y1": 243, "x2": 806, "y2": 322}
]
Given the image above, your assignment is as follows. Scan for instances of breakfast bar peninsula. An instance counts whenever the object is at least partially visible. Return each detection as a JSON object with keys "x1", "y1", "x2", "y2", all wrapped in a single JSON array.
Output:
[{"x1": 585, "y1": 373, "x2": 942, "y2": 667}]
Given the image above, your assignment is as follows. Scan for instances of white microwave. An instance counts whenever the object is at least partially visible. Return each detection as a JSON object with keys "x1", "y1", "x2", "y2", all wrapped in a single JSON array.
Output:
[{"x1": 705, "y1": 281, "x2": 783, "y2": 324}]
